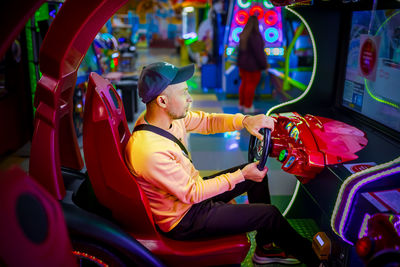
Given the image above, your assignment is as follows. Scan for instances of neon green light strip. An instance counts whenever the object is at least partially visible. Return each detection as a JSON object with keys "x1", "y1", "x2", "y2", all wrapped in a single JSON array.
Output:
[
  {"x1": 272, "y1": 69, "x2": 307, "y2": 91},
  {"x1": 266, "y1": 6, "x2": 317, "y2": 117},
  {"x1": 375, "y1": 10, "x2": 400, "y2": 36},
  {"x1": 364, "y1": 78, "x2": 400, "y2": 109},
  {"x1": 283, "y1": 23, "x2": 305, "y2": 91},
  {"x1": 282, "y1": 180, "x2": 300, "y2": 217},
  {"x1": 266, "y1": 7, "x2": 316, "y2": 217},
  {"x1": 25, "y1": 20, "x2": 37, "y2": 114}
]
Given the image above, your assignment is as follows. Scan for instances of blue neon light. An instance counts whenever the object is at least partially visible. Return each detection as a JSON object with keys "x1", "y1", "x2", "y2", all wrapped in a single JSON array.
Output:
[{"x1": 264, "y1": 28, "x2": 279, "y2": 43}]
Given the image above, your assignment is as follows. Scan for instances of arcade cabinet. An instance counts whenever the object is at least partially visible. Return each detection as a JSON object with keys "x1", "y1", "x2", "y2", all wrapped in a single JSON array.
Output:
[
  {"x1": 223, "y1": 0, "x2": 284, "y2": 96},
  {"x1": 264, "y1": 1, "x2": 400, "y2": 266}
]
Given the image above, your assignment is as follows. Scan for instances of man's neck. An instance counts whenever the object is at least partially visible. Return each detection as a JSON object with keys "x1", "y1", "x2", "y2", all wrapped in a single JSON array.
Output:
[{"x1": 144, "y1": 109, "x2": 172, "y2": 130}]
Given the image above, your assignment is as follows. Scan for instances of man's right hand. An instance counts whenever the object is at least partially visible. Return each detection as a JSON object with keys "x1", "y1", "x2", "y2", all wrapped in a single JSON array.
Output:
[{"x1": 241, "y1": 161, "x2": 268, "y2": 182}]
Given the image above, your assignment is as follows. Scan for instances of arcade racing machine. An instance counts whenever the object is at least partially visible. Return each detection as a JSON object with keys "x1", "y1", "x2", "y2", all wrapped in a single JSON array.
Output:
[
  {"x1": 1, "y1": 0, "x2": 249, "y2": 266},
  {"x1": 248, "y1": 0, "x2": 400, "y2": 266},
  {"x1": 1, "y1": 0, "x2": 399, "y2": 266}
]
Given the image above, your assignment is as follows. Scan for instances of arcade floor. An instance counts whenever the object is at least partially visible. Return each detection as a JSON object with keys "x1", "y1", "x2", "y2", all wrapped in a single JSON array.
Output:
[{"x1": 0, "y1": 47, "x2": 318, "y2": 267}]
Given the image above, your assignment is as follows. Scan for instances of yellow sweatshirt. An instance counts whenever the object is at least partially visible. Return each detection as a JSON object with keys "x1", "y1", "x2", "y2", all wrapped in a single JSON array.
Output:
[{"x1": 125, "y1": 110, "x2": 246, "y2": 232}]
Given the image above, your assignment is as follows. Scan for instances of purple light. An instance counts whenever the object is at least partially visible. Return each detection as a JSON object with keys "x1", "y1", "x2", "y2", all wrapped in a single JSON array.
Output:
[{"x1": 332, "y1": 164, "x2": 400, "y2": 245}]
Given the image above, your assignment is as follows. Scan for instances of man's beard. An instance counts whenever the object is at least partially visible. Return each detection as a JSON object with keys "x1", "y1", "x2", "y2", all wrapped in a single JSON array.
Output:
[{"x1": 168, "y1": 104, "x2": 191, "y2": 120}]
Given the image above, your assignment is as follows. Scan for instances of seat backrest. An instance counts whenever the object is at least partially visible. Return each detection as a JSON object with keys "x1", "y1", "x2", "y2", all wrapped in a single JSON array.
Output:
[
  {"x1": 83, "y1": 72, "x2": 156, "y2": 235},
  {"x1": 0, "y1": 166, "x2": 77, "y2": 266}
]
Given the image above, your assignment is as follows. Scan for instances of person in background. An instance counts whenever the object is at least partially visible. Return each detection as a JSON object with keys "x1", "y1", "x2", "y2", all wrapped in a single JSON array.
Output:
[
  {"x1": 125, "y1": 61, "x2": 319, "y2": 266},
  {"x1": 237, "y1": 15, "x2": 268, "y2": 114}
]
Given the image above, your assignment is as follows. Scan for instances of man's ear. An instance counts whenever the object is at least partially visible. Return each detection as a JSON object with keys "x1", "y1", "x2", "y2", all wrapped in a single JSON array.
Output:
[{"x1": 156, "y1": 95, "x2": 168, "y2": 108}]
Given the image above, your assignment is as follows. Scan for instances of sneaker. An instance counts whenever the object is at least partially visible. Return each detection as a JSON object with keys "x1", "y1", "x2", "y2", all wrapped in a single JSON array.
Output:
[
  {"x1": 252, "y1": 244, "x2": 301, "y2": 265},
  {"x1": 243, "y1": 106, "x2": 255, "y2": 114}
]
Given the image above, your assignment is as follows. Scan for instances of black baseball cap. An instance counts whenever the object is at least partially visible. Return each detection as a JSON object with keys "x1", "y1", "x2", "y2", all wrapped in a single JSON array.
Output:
[{"x1": 138, "y1": 62, "x2": 195, "y2": 103}]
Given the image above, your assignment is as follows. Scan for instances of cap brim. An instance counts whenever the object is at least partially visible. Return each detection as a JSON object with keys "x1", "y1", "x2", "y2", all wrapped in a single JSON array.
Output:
[{"x1": 170, "y1": 64, "x2": 195, "y2": 84}]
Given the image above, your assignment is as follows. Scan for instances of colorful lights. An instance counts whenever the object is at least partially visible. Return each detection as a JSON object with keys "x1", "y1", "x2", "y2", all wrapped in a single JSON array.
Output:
[
  {"x1": 263, "y1": 0, "x2": 274, "y2": 9},
  {"x1": 265, "y1": 47, "x2": 284, "y2": 56},
  {"x1": 228, "y1": 1, "x2": 283, "y2": 48},
  {"x1": 358, "y1": 213, "x2": 371, "y2": 239},
  {"x1": 232, "y1": 27, "x2": 243, "y2": 43},
  {"x1": 226, "y1": 47, "x2": 235, "y2": 56},
  {"x1": 235, "y1": 10, "x2": 249, "y2": 25},
  {"x1": 237, "y1": 0, "x2": 251, "y2": 9},
  {"x1": 264, "y1": 27, "x2": 279, "y2": 43},
  {"x1": 183, "y1": 32, "x2": 198, "y2": 40},
  {"x1": 72, "y1": 250, "x2": 109, "y2": 267},
  {"x1": 266, "y1": 6, "x2": 317, "y2": 116},
  {"x1": 330, "y1": 157, "x2": 400, "y2": 245},
  {"x1": 249, "y1": 6, "x2": 264, "y2": 20},
  {"x1": 264, "y1": 10, "x2": 278, "y2": 26}
]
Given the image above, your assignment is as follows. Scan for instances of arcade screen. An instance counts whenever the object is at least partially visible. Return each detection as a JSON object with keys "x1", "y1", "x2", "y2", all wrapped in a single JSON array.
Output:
[
  {"x1": 226, "y1": 0, "x2": 283, "y2": 56},
  {"x1": 341, "y1": 9, "x2": 400, "y2": 133}
]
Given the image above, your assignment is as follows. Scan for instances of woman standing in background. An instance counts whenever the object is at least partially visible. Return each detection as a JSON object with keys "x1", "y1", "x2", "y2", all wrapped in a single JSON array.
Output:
[{"x1": 237, "y1": 15, "x2": 268, "y2": 114}]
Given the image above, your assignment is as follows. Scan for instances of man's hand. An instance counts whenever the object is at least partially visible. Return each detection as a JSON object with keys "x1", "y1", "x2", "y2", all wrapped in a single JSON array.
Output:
[
  {"x1": 242, "y1": 114, "x2": 276, "y2": 141},
  {"x1": 241, "y1": 161, "x2": 268, "y2": 182}
]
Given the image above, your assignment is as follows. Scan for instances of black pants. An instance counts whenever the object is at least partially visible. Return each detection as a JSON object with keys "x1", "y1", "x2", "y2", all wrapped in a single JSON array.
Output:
[{"x1": 162, "y1": 164, "x2": 318, "y2": 266}]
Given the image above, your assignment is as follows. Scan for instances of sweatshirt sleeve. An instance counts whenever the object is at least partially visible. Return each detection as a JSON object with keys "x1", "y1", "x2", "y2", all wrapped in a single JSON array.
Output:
[
  {"x1": 140, "y1": 149, "x2": 245, "y2": 204},
  {"x1": 184, "y1": 110, "x2": 246, "y2": 134}
]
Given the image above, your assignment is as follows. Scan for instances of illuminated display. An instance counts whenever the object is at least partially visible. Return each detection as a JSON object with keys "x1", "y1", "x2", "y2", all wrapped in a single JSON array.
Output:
[
  {"x1": 285, "y1": 122, "x2": 294, "y2": 131},
  {"x1": 227, "y1": 0, "x2": 283, "y2": 56},
  {"x1": 289, "y1": 126, "x2": 299, "y2": 141},
  {"x1": 284, "y1": 155, "x2": 295, "y2": 168},
  {"x1": 316, "y1": 235, "x2": 324, "y2": 246}
]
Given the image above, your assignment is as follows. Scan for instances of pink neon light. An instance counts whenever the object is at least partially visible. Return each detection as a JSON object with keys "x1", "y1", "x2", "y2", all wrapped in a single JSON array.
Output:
[
  {"x1": 235, "y1": 10, "x2": 249, "y2": 25},
  {"x1": 264, "y1": 10, "x2": 278, "y2": 26},
  {"x1": 249, "y1": 6, "x2": 264, "y2": 20}
]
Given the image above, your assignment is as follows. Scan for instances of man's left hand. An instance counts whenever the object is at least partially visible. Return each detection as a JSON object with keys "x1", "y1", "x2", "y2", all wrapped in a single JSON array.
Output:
[{"x1": 242, "y1": 114, "x2": 276, "y2": 141}]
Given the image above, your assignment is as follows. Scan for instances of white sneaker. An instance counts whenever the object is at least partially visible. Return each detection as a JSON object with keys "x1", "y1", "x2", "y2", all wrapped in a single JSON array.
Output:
[{"x1": 244, "y1": 106, "x2": 255, "y2": 114}]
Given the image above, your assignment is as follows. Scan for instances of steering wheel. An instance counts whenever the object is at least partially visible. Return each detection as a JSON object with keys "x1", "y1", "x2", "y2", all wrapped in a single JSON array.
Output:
[{"x1": 248, "y1": 128, "x2": 272, "y2": 171}]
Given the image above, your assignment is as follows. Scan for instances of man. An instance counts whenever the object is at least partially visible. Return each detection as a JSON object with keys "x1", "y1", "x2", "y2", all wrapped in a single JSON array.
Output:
[{"x1": 125, "y1": 62, "x2": 319, "y2": 266}]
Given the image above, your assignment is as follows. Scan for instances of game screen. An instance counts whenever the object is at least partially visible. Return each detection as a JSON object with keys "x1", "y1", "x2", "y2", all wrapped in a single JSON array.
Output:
[{"x1": 342, "y1": 9, "x2": 400, "y2": 133}]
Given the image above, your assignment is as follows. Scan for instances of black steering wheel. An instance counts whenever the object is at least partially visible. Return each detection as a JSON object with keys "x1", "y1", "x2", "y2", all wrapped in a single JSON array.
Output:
[{"x1": 248, "y1": 128, "x2": 272, "y2": 171}]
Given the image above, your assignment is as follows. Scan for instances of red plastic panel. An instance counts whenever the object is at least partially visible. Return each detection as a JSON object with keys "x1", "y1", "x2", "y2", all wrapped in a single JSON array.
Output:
[
  {"x1": 270, "y1": 112, "x2": 367, "y2": 183},
  {"x1": 83, "y1": 73, "x2": 250, "y2": 266},
  {"x1": 29, "y1": 0, "x2": 128, "y2": 199},
  {"x1": 0, "y1": 167, "x2": 76, "y2": 266}
]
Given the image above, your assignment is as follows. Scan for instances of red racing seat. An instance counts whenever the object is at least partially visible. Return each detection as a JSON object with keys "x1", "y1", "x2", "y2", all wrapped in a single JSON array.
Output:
[
  {"x1": 83, "y1": 72, "x2": 250, "y2": 266},
  {"x1": 0, "y1": 167, "x2": 77, "y2": 267}
]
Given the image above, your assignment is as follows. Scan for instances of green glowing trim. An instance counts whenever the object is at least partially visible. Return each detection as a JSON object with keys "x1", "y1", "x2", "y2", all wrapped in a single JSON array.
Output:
[
  {"x1": 184, "y1": 36, "x2": 198, "y2": 45},
  {"x1": 283, "y1": 23, "x2": 305, "y2": 91},
  {"x1": 266, "y1": 6, "x2": 317, "y2": 117},
  {"x1": 361, "y1": 10, "x2": 400, "y2": 110},
  {"x1": 364, "y1": 78, "x2": 400, "y2": 109},
  {"x1": 237, "y1": 0, "x2": 251, "y2": 9},
  {"x1": 264, "y1": 7, "x2": 316, "y2": 218},
  {"x1": 375, "y1": 10, "x2": 400, "y2": 37},
  {"x1": 263, "y1": 0, "x2": 274, "y2": 9},
  {"x1": 279, "y1": 150, "x2": 287, "y2": 162},
  {"x1": 282, "y1": 180, "x2": 300, "y2": 217},
  {"x1": 270, "y1": 69, "x2": 307, "y2": 91}
]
